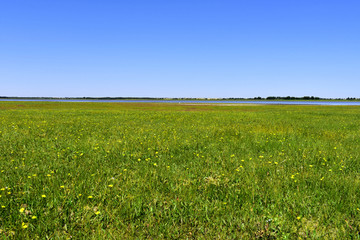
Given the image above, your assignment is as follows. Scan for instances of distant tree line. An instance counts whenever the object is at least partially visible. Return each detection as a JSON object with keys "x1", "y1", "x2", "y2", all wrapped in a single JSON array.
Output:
[
  {"x1": 263, "y1": 96, "x2": 360, "y2": 100},
  {"x1": 266, "y1": 96, "x2": 320, "y2": 100},
  {"x1": 1, "y1": 96, "x2": 360, "y2": 101}
]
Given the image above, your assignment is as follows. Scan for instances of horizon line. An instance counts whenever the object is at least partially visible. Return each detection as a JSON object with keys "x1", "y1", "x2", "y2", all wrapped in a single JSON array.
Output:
[{"x1": 1, "y1": 96, "x2": 360, "y2": 100}]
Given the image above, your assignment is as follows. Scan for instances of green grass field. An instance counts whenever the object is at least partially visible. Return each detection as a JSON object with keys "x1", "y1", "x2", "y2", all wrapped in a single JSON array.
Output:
[{"x1": 0, "y1": 102, "x2": 360, "y2": 239}]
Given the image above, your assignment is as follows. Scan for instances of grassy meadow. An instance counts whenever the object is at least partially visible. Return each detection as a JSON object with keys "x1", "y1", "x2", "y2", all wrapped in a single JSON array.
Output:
[{"x1": 0, "y1": 101, "x2": 360, "y2": 239}]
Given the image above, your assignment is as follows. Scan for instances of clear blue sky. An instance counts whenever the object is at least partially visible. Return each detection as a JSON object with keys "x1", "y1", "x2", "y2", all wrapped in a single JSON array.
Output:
[{"x1": 1, "y1": 0, "x2": 359, "y2": 98}]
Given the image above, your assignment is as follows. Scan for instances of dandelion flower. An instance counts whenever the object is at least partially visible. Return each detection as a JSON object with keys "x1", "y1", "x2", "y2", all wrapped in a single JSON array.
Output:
[
  {"x1": 88, "y1": 196, "x2": 93, "y2": 199},
  {"x1": 41, "y1": 195, "x2": 46, "y2": 198},
  {"x1": 22, "y1": 222, "x2": 28, "y2": 229},
  {"x1": 95, "y1": 211, "x2": 100, "y2": 215},
  {"x1": 297, "y1": 216, "x2": 301, "y2": 220},
  {"x1": 108, "y1": 185, "x2": 113, "y2": 188},
  {"x1": 31, "y1": 216, "x2": 37, "y2": 219},
  {"x1": 60, "y1": 186, "x2": 64, "y2": 188},
  {"x1": 20, "y1": 208, "x2": 25, "y2": 213}
]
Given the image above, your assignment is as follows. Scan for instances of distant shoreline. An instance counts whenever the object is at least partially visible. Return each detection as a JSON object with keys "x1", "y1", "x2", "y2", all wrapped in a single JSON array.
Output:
[
  {"x1": 1, "y1": 98, "x2": 360, "y2": 106},
  {"x1": 1, "y1": 96, "x2": 359, "y2": 102}
]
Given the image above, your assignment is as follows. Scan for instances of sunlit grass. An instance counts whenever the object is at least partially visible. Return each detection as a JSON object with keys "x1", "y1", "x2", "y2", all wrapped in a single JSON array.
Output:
[{"x1": 0, "y1": 102, "x2": 359, "y2": 238}]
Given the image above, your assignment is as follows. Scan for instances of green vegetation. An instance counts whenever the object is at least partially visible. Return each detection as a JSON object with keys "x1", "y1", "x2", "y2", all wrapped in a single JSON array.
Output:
[
  {"x1": 0, "y1": 102, "x2": 360, "y2": 239},
  {"x1": 1, "y1": 96, "x2": 360, "y2": 101}
]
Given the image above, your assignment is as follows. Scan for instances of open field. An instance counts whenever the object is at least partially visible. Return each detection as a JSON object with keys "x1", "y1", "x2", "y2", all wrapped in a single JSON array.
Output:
[{"x1": 0, "y1": 102, "x2": 360, "y2": 239}]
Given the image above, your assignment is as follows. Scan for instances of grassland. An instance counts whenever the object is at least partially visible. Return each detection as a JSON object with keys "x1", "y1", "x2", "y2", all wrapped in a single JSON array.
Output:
[{"x1": 0, "y1": 102, "x2": 360, "y2": 239}]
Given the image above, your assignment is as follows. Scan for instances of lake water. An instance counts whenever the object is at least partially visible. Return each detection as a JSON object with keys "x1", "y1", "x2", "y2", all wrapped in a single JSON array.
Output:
[{"x1": 1, "y1": 99, "x2": 360, "y2": 105}]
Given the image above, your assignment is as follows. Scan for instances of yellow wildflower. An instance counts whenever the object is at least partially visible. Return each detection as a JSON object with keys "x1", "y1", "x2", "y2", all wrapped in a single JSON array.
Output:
[{"x1": 22, "y1": 222, "x2": 28, "y2": 229}]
